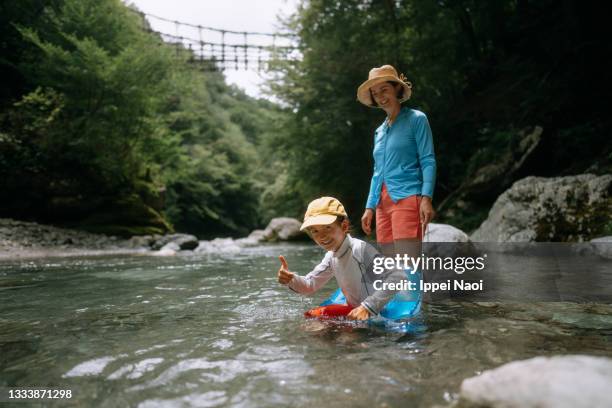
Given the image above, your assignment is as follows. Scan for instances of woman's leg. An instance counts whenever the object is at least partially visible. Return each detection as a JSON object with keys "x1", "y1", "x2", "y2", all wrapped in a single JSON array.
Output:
[
  {"x1": 393, "y1": 238, "x2": 421, "y2": 260},
  {"x1": 376, "y1": 185, "x2": 395, "y2": 256},
  {"x1": 390, "y1": 196, "x2": 423, "y2": 302},
  {"x1": 390, "y1": 195, "x2": 423, "y2": 257}
]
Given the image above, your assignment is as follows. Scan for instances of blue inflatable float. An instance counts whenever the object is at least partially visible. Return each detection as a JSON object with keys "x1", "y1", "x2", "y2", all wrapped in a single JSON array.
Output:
[{"x1": 318, "y1": 269, "x2": 422, "y2": 333}]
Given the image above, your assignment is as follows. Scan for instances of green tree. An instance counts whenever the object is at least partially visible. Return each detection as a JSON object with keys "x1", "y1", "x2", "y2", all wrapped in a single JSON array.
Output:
[
  {"x1": 269, "y1": 0, "x2": 612, "y2": 231},
  {"x1": 0, "y1": 0, "x2": 291, "y2": 237}
]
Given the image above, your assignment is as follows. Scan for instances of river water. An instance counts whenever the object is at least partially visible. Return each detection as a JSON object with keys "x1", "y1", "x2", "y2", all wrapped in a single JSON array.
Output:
[{"x1": 1, "y1": 243, "x2": 610, "y2": 407}]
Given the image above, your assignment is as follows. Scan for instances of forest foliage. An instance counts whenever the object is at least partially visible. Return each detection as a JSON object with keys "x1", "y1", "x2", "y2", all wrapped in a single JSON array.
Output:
[
  {"x1": 0, "y1": 0, "x2": 287, "y2": 237},
  {"x1": 267, "y1": 0, "x2": 612, "y2": 231},
  {"x1": 1, "y1": 0, "x2": 610, "y2": 238}
]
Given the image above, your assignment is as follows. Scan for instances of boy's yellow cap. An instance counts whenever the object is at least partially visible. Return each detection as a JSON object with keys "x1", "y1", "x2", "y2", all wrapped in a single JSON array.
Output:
[{"x1": 300, "y1": 197, "x2": 348, "y2": 231}]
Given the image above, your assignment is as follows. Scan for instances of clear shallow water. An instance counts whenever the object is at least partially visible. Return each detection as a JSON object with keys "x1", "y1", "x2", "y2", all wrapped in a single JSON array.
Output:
[{"x1": 0, "y1": 244, "x2": 611, "y2": 407}]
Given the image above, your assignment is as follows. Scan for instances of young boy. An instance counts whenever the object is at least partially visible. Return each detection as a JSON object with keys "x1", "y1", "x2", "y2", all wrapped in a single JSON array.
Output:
[{"x1": 277, "y1": 196, "x2": 405, "y2": 320}]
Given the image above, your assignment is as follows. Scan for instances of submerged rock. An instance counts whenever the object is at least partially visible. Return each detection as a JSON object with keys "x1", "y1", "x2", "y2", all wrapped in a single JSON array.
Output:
[
  {"x1": 551, "y1": 312, "x2": 612, "y2": 330},
  {"x1": 459, "y1": 355, "x2": 612, "y2": 408},
  {"x1": 471, "y1": 174, "x2": 612, "y2": 242}
]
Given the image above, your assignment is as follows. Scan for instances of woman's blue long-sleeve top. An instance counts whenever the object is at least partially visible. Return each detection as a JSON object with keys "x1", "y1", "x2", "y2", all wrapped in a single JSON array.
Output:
[{"x1": 365, "y1": 107, "x2": 436, "y2": 209}]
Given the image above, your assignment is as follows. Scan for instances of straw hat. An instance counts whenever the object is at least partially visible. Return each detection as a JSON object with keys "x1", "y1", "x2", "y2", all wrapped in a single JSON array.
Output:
[
  {"x1": 357, "y1": 65, "x2": 412, "y2": 107},
  {"x1": 300, "y1": 197, "x2": 347, "y2": 231}
]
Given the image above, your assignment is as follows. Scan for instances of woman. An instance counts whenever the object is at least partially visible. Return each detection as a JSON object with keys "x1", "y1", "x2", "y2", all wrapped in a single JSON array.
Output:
[{"x1": 357, "y1": 65, "x2": 436, "y2": 258}]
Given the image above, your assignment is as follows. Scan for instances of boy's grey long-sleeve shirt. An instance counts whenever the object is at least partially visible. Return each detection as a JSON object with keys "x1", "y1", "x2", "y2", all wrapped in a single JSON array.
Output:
[{"x1": 286, "y1": 234, "x2": 405, "y2": 315}]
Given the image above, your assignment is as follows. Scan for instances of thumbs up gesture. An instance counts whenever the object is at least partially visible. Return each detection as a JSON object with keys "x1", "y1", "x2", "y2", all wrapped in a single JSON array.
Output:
[{"x1": 277, "y1": 255, "x2": 295, "y2": 285}]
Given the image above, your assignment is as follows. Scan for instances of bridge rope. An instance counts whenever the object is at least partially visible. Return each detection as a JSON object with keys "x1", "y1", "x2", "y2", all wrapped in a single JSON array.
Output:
[
  {"x1": 132, "y1": 10, "x2": 300, "y2": 71},
  {"x1": 141, "y1": 11, "x2": 297, "y2": 38}
]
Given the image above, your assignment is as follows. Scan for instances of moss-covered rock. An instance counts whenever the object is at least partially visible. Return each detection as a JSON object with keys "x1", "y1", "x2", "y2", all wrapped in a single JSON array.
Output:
[{"x1": 471, "y1": 174, "x2": 612, "y2": 242}]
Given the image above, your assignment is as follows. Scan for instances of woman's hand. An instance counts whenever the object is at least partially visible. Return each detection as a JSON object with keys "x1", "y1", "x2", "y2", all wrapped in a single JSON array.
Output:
[
  {"x1": 420, "y1": 196, "x2": 435, "y2": 228},
  {"x1": 347, "y1": 305, "x2": 371, "y2": 320},
  {"x1": 361, "y1": 208, "x2": 374, "y2": 235},
  {"x1": 277, "y1": 255, "x2": 295, "y2": 285}
]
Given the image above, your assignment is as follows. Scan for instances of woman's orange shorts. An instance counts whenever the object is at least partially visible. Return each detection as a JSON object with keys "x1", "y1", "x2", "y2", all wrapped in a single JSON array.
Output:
[{"x1": 376, "y1": 184, "x2": 422, "y2": 244}]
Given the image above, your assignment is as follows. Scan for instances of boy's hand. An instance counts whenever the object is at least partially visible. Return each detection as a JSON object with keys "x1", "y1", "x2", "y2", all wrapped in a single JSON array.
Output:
[
  {"x1": 347, "y1": 305, "x2": 371, "y2": 320},
  {"x1": 361, "y1": 209, "x2": 374, "y2": 235},
  {"x1": 277, "y1": 255, "x2": 295, "y2": 285}
]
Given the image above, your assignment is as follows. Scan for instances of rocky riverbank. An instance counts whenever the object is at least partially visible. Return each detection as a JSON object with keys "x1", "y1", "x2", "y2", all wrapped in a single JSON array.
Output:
[
  {"x1": 0, "y1": 217, "x2": 308, "y2": 260},
  {"x1": 3, "y1": 171, "x2": 611, "y2": 260},
  {"x1": 1, "y1": 216, "x2": 475, "y2": 259},
  {"x1": 0, "y1": 218, "x2": 140, "y2": 259}
]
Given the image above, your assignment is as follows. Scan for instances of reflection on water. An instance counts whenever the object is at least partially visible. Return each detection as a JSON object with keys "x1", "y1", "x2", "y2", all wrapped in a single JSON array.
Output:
[{"x1": 0, "y1": 244, "x2": 610, "y2": 407}]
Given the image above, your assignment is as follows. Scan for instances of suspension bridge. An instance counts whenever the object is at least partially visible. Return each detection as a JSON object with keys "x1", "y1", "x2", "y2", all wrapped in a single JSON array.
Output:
[{"x1": 133, "y1": 10, "x2": 300, "y2": 72}]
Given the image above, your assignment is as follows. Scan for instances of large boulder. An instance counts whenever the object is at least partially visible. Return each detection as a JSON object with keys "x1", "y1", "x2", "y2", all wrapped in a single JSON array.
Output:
[
  {"x1": 194, "y1": 238, "x2": 241, "y2": 253},
  {"x1": 423, "y1": 223, "x2": 473, "y2": 258},
  {"x1": 471, "y1": 174, "x2": 612, "y2": 242},
  {"x1": 261, "y1": 217, "x2": 305, "y2": 241},
  {"x1": 459, "y1": 355, "x2": 612, "y2": 408},
  {"x1": 424, "y1": 223, "x2": 470, "y2": 242},
  {"x1": 421, "y1": 223, "x2": 477, "y2": 300}
]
